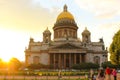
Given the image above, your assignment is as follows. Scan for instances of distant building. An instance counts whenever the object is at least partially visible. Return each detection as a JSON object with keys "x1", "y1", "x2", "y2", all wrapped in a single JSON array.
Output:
[{"x1": 25, "y1": 5, "x2": 107, "y2": 69}]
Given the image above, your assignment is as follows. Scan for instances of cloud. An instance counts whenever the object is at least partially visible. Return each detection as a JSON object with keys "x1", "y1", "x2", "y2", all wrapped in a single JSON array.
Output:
[
  {"x1": 0, "y1": 0, "x2": 59, "y2": 34},
  {"x1": 0, "y1": 0, "x2": 62, "y2": 61},
  {"x1": 74, "y1": 0, "x2": 120, "y2": 48},
  {"x1": 94, "y1": 22, "x2": 120, "y2": 47},
  {"x1": 75, "y1": 0, "x2": 120, "y2": 19}
]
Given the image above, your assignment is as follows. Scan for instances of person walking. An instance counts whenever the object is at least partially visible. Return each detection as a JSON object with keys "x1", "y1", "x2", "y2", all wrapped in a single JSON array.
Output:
[
  {"x1": 112, "y1": 68, "x2": 117, "y2": 80},
  {"x1": 90, "y1": 69, "x2": 94, "y2": 80},
  {"x1": 105, "y1": 67, "x2": 111, "y2": 80},
  {"x1": 90, "y1": 69, "x2": 96, "y2": 80},
  {"x1": 96, "y1": 69, "x2": 105, "y2": 80},
  {"x1": 58, "y1": 70, "x2": 62, "y2": 79}
]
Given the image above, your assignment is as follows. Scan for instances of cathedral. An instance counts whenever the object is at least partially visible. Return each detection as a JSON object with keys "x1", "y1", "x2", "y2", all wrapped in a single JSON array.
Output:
[{"x1": 25, "y1": 5, "x2": 107, "y2": 69}]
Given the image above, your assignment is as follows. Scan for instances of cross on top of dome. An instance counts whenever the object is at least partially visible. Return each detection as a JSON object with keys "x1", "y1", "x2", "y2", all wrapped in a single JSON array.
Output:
[{"x1": 64, "y1": 4, "x2": 67, "y2": 12}]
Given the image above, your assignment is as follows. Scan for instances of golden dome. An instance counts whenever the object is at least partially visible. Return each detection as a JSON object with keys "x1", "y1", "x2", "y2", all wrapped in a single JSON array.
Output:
[{"x1": 57, "y1": 5, "x2": 74, "y2": 21}]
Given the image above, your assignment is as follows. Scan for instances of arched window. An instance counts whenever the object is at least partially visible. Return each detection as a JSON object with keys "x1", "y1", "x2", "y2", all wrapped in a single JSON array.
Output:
[
  {"x1": 33, "y1": 56, "x2": 40, "y2": 64},
  {"x1": 64, "y1": 29, "x2": 67, "y2": 37},
  {"x1": 45, "y1": 36, "x2": 48, "y2": 43},
  {"x1": 85, "y1": 35, "x2": 88, "y2": 42},
  {"x1": 94, "y1": 56, "x2": 100, "y2": 64}
]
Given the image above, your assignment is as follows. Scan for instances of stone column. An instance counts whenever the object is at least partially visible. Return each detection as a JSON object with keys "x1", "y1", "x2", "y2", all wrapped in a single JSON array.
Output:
[
  {"x1": 74, "y1": 53, "x2": 76, "y2": 64},
  {"x1": 25, "y1": 55, "x2": 29, "y2": 66},
  {"x1": 53, "y1": 53, "x2": 56, "y2": 69},
  {"x1": 59, "y1": 53, "x2": 61, "y2": 69},
  {"x1": 80, "y1": 54, "x2": 82, "y2": 63},
  {"x1": 84, "y1": 54, "x2": 86, "y2": 62},
  {"x1": 58, "y1": 31, "x2": 60, "y2": 38},
  {"x1": 64, "y1": 54, "x2": 66, "y2": 69},
  {"x1": 54, "y1": 31, "x2": 56, "y2": 38},
  {"x1": 69, "y1": 53, "x2": 71, "y2": 68}
]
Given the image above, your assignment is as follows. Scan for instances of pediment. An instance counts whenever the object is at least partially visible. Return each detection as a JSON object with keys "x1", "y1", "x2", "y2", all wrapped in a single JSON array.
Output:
[{"x1": 51, "y1": 43, "x2": 83, "y2": 49}]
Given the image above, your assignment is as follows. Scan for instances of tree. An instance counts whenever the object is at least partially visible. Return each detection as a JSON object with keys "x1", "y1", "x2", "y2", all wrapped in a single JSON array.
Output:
[
  {"x1": 8, "y1": 57, "x2": 22, "y2": 71},
  {"x1": 27, "y1": 63, "x2": 50, "y2": 70},
  {"x1": 0, "y1": 58, "x2": 4, "y2": 68},
  {"x1": 109, "y1": 30, "x2": 120, "y2": 65},
  {"x1": 102, "y1": 61, "x2": 120, "y2": 69},
  {"x1": 0, "y1": 58, "x2": 7, "y2": 68}
]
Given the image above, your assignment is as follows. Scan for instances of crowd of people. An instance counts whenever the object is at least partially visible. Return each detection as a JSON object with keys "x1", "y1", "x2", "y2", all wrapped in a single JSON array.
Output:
[
  {"x1": 58, "y1": 67, "x2": 117, "y2": 80},
  {"x1": 91, "y1": 67, "x2": 117, "y2": 80}
]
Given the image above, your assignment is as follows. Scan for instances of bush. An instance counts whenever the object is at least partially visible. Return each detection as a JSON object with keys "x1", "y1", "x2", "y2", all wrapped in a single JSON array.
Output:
[{"x1": 71, "y1": 62, "x2": 99, "y2": 70}]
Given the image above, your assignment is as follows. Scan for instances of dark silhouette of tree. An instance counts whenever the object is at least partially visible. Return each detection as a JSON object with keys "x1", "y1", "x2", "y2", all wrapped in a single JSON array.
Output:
[
  {"x1": 27, "y1": 63, "x2": 50, "y2": 70},
  {"x1": 8, "y1": 57, "x2": 22, "y2": 71},
  {"x1": 0, "y1": 58, "x2": 7, "y2": 68},
  {"x1": 0, "y1": 58, "x2": 4, "y2": 68},
  {"x1": 109, "y1": 30, "x2": 120, "y2": 65}
]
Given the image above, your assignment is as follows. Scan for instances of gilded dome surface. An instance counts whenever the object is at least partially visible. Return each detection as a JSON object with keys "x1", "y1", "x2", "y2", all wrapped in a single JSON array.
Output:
[
  {"x1": 57, "y1": 11, "x2": 74, "y2": 20},
  {"x1": 57, "y1": 5, "x2": 74, "y2": 21}
]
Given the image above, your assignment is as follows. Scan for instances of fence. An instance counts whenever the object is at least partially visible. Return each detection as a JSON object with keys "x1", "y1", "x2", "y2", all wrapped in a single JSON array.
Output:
[
  {"x1": 0, "y1": 75, "x2": 87, "y2": 80},
  {"x1": 0, "y1": 70, "x2": 94, "y2": 80}
]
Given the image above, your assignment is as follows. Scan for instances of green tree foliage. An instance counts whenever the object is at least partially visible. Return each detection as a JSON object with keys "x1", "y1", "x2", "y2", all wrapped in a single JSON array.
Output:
[
  {"x1": 72, "y1": 62, "x2": 99, "y2": 70},
  {"x1": 27, "y1": 63, "x2": 50, "y2": 70},
  {"x1": 109, "y1": 30, "x2": 120, "y2": 65},
  {"x1": 102, "y1": 61, "x2": 120, "y2": 69},
  {"x1": 8, "y1": 57, "x2": 22, "y2": 71}
]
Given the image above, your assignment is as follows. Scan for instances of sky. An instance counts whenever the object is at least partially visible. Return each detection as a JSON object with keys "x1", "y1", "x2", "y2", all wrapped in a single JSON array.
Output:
[{"x1": 0, "y1": 0, "x2": 120, "y2": 62}]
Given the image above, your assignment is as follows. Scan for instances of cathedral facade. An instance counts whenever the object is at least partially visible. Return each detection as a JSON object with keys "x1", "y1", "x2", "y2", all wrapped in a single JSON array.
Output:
[{"x1": 25, "y1": 5, "x2": 107, "y2": 69}]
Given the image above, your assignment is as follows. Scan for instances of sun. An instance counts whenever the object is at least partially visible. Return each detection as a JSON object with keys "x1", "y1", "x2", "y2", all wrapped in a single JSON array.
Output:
[
  {"x1": 1, "y1": 57, "x2": 11, "y2": 62},
  {"x1": 0, "y1": 28, "x2": 27, "y2": 62},
  {"x1": 0, "y1": 30, "x2": 13, "y2": 62}
]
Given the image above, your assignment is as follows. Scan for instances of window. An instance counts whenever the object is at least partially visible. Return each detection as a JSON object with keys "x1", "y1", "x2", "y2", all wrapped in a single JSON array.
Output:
[
  {"x1": 94, "y1": 56, "x2": 100, "y2": 64},
  {"x1": 33, "y1": 56, "x2": 40, "y2": 64}
]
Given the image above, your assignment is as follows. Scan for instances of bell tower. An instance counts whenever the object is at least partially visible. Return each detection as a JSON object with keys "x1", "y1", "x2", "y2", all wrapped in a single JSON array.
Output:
[
  {"x1": 82, "y1": 27, "x2": 91, "y2": 43},
  {"x1": 43, "y1": 27, "x2": 51, "y2": 43}
]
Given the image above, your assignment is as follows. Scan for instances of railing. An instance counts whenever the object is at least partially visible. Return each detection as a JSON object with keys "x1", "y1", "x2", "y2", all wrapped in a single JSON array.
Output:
[
  {"x1": 0, "y1": 69, "x2": 95, "y2": 80},
  {"x1": 0, "y1": 70, "x2": 90, "y2": 80},
  {"x1": 0, "y1": 75, "x2": 87, "y2": 80}
]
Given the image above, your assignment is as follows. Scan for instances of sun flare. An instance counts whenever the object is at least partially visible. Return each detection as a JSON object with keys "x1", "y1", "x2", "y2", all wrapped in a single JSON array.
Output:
[
  {"x1": 0, "y1": 28, "x2": 27, "y2": 62},
  {"x1": 1, "y1": 57, "x2": 11, "y2": 62}
]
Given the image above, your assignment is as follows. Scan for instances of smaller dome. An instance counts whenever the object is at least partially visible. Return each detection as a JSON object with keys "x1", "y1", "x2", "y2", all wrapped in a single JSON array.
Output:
[
  {"x1": 82, "y1": 27, "x2": 90, "y2": 35},
  {"x1": 57, "y1": 4, "x2": 74, "y2": 21},
  {"x1": 29, "y1": 37, "x2": 34, "y2": 43},
  {"x1": 43, "y1": 27, "x2": 51, "y2": 34}
]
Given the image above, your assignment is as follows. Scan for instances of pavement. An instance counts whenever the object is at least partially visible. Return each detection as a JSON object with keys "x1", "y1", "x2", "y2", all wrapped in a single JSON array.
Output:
[{"x1": 0, "y1": 73, "x2": 119, "y2": 80}]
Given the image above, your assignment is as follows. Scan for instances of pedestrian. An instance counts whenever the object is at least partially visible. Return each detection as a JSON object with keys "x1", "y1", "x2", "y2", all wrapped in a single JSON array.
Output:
[
  {"x1": 112, "y1": 68, "x2": 117, "y2": 80},
  {"x1": 90, "y1": 69, "x2": 95, "y2": 80},
  {"x1": 58, "y1": 70, "x2": 62, "y2": 79},
  {"x1": 105, "y1": 67, "x2": 111, "y2": 80},
  {"x1": 96, "y1": 69, "x2": 105, "y2": 80}
]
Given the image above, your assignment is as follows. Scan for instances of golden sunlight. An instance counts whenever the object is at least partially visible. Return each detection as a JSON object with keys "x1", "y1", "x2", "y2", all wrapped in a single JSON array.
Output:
[
  {"x1": 0, "y1": 28, "x2": 27, "y2": 62},
  {"x1": 1, "y1": 57, "x2": 10, "y2": 62},
  {"x1": 0, "y1": 29, "x2": 16, "y2": 62}
]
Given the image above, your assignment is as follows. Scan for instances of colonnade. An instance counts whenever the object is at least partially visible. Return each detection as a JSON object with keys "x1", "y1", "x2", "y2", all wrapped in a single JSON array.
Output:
[{"x1": 50, "y1": 53, "x2": 86, "y2": 69}]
